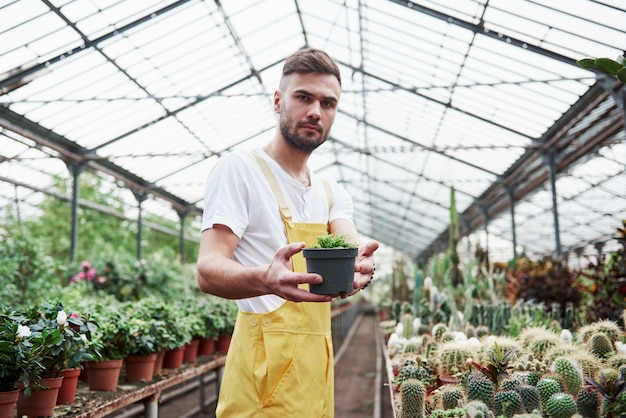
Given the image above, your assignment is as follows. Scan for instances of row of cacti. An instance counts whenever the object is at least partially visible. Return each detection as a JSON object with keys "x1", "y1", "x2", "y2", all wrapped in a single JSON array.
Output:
[{"x1": 386, "y1": 311, "x2": 626, "y2": 418}]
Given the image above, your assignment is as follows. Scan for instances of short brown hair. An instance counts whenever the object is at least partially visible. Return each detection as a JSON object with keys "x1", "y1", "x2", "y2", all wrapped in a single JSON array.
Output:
[{"x1": 280, "y1": 48, "x2": 341, "y2": 87}]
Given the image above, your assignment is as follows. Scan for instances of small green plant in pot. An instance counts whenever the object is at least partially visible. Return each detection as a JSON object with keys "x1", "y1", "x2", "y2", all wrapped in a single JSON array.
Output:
[{"x1": 302, "y1": 234, "x2": 358, "y2": 295}]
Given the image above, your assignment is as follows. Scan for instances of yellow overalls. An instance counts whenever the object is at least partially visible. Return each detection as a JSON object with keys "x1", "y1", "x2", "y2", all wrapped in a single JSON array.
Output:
[{"x1": 215, "y1": 153, "x2": 334, "y2": 417}]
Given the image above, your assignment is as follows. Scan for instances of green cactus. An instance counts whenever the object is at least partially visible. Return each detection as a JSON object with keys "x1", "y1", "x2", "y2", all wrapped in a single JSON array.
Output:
[
  {"x1": 465, "y1": 400, "x2": 490, "y2": 418},
  {"x1": 400, "y1": 378, "x2": 425, "y2": 418},
  {"x1": 591, "y1": 319, "x2": 622, "y2": 344},
  {"x1": 402, "y1": 313, "x2": 415, "y2": 339},
  {"x1": 576, "y1": 385, "x2": 602, "y2": 418},
  {"x1": 588, "y1": 332, "x2": 614, "y2": 360},
  {"x1": 551, "y1": 357, "x2": 584, "y2": 396},
  {"x1": 544, "y1": 392, "x2": 577, "y2": 418},
  {"x1": 492, "y1": 389, "x2": 524, "y2": 418},
  {"x1": 467, "y1": 373, "x2": 494, "y2": 409},
  {"x1": 465, "y1": 324, "x2": 476, "y2": 339},
  {"x1": 436, "y1": 342, "x2": 474, "y2": 376},
  {"x1": 501, "y1": 378, "x2": 521, "y2": 391},
  {"x1": 536, "y1": 377, "x2": 562, "y2": 411},
  {"x1": 569, "y1": 351, "x2": 603, "y2": 381},
  {"x1": 403, "y1": 338, "x2": 421, "y2": 354},
  {"x1": 432, "y1": 323, "x2": 449, "y2": 342},
  {"x1": 515, "y1": 384, "x2": 542, "y2": 415},
  {"x1": 606, "y1": 353, "x2": 626, "y2": 371},
  {"x1": 475, "y1": 325, "x2": 490, "y2": 339},
  {"x1": 440, "y1": 384, "x2": 465, "y2": 410}
]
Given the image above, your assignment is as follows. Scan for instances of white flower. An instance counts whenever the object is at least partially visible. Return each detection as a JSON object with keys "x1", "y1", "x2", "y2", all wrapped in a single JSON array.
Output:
[
  {"x1": 56, "y1": 310, "x2": 68, "y2": 326},
  {"x1": 615, "y1": 341, "x2": 626, "y2": 354},
  {"x1": 80, "y1": 334, "x2": 89, "y2": 343},
  {"x1": 17, "y1": 324, "x2": 31, "y2": 338}
]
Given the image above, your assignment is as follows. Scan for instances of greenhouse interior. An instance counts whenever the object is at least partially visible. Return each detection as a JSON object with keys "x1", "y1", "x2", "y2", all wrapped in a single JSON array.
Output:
[{"x1": 1, "y1": 1, "x2": 625, "y2": 417}]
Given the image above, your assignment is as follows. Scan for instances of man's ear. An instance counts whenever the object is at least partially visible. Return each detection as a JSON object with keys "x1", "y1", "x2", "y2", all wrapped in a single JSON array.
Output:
[{"x1": 273, "y1": 91, "x2": 281, "y2": 114}]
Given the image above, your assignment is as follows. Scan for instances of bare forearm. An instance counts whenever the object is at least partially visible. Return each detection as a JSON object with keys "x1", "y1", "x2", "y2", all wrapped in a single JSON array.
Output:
[{"x1": 197, "y1": 253, "x2": 268, "y2": 299}]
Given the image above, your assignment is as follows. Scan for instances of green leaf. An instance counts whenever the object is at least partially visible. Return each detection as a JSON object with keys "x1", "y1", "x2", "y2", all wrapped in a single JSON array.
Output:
[
  {"x1": 595, "y1": 58, "x2": 623, "y2": 76},
  {"x1": 617, "y1": 68, "x2": 626, "y2": 83},
  {"x1": 576, "y1": 58, "x2": 596, "y2": 69}
]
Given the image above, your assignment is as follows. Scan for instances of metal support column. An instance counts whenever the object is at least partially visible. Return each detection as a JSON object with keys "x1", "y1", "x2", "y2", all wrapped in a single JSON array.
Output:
[
  {"x1": 177, "y1": 210, "x2": 187, "y2": 264},
  {"x1": 133, "y1": 190, "x2": 148, "y2": 260},
  {"x1": 65, "y1": 160, "x2": 84, "y2": 263},
  {"x1": 482, "y1": 207, "x2": 489, "y2": 255},
  {"x1": 543, "y1": 149, "x2": 562, "y2": 257},
  {"x1": 505, "y1": 185, "x2": 518, "y2": 260},
  {"x1": 143, "y1": 393, "x2": 159, "y2": 418}
]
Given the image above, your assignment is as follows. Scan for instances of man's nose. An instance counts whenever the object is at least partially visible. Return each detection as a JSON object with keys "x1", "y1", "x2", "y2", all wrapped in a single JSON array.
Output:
[{"x1": 307, "y1": 101, "x2": 321, "y2": 120}]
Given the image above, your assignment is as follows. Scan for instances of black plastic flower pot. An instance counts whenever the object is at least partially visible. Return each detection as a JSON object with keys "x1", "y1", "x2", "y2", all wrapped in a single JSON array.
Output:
[{"x1": 302, "y1": 247, "x2": 358, "y2": 295}]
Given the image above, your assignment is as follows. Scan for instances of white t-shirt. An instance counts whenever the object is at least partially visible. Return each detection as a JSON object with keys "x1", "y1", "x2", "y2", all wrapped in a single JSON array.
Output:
[{"x1": 201, "y1": 148, "x2": 355, "y2": 313}]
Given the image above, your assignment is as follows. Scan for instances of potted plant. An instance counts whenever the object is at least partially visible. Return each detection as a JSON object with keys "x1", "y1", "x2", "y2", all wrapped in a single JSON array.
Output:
[
  {"x1": 85, "y1": 302, "x2": 131, "y2": 390},
  {"x1": 302, "y1": 234, "x2": 359, "y2": 295},
  {"x1": 0, "y1": 308, "x2": 43, "y2": 418}
]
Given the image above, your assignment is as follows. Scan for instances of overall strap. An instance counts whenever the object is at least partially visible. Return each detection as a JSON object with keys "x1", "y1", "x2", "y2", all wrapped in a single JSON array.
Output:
[{"x1": 253, "y1": 150, "x2": 294, "y2": 228}]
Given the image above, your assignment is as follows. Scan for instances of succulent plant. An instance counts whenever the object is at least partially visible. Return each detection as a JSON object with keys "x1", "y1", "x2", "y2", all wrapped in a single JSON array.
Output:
[
  {"x1": 544, "y1": 392, "x2": 577, "y2": 418},
  {"x1": 440, "y1": 384, "x2": 465, "y2": 410},
  {"x1": 492, "y1": 389, "x2": 524, "y2": 418},
  {"x1": 467, "y1": 373, "x2": 495, "y2": 409},
  {"x1": 515, "y1": 383, "x2": 542, "y2": 415},
  {"x1": 576, "y1": 385, "x2": 602, "y2": 418},
  {"x1": 400, "y1": 378, "x2": 426, "y2": 418},
  {"x1": 551, "y1": 357, "x2": 584, "y2": 396},
  {"x1": 536, "y1": 377, "x2": 563, "y2": 411}
]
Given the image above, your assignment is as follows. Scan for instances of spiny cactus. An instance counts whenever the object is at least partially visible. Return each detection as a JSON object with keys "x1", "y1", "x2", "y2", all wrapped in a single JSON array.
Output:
[
  {"x1": 544, "y1": 392, "x2": 577, "y2": 418},
  {"x1": 401, "y1": 313, "x2": 415, "y2": 340},
  {"x1": 590, "y1": 319, "x2": 622, "y2": 344},
  {"x1": 501, "y1": 378, "x2": 522, "y2": 391},
  {"x1": 537, "y1": 377, "x2": 563, "y2": 411},
  {"x1": 569, "y1": 351, "x2": 603, "y2": 381},
  {"x1": 551, "y1": 357, "x2": 584, "y2": 396},
  {"x1": 475, "y1": 325, "x2": 490, "y2": 339},
  {"x1": 432, "y1": 323, "x2": 449, "y2": 342},
  {"x1": 588, "y1": 332, "x2": 614, "y2": 360},
  {"x1": 403, "y1": 337, "x2": 421, "y2": 354},
  {"x1": 605, "y1": 353, "x2": 626, "y2": 371},
  {"x1": 576, "y1": 385, "x2": 602, "y2": 418},
  {"x1": 400, "y1": 378, "x2": 425, "y2": 418},
  {"x1": 435, "y1": 342, "x2": 474, "y2": 376},
  {"x1": 515, "y1": 384, "x2": 542, "y2": 415},
  {"x1": 465, "y1": 324, "x2": 476, "y2": 339},
  {"x1": 492, "y1": 389, "x2": 524, "y2": 418},
  {"x1": 467, "y1": 373, "x2": 495, "y2": 409},
  {"x1": 440, "y1": 384, "x2": 465, "y2": 410},
  {"x1": 466, "y1": 400, "x2": 490, "y2": 418},
  {"x1": 519, "y1": 327, "x2": 560, "y2": 360}
]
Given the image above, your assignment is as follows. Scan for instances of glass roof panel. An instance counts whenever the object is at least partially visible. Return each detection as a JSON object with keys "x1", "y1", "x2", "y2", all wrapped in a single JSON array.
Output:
[{"x1": 0, "y1": 0, "x2": 624, "y2": 266}]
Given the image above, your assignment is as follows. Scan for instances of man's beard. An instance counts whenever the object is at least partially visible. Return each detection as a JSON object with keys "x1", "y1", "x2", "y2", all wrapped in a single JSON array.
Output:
[{"x1": 280, "y1": 114, "x2": 329, "y2": 153}]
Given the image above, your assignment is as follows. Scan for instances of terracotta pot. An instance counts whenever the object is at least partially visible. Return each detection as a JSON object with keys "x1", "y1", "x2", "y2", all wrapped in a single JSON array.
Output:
[
  {"x1": 153, "y1": 350, "x2": 166, "y2": 377},
  {"x1": 197, "y1": 337, "x2": 215, "y2": 356},
  {"x1": 125, "y1": 353, "x2": 156, "y2": 383},
  {"x1": 57, "y1": 368, "x2": 81, "y2": 405},
  {"x1": 215, "y1": 333, "x2": 232, "y2": 353},
  {"x1": 162, "y1": 346, "x2": 185, "y2": 369},
  {"x1": 183, "y1": 339, "x2": 200, "y2": 363},
  {"x1": 86, "y1": 358, "x2": 123, "y2": 391},
  {"x1": 17, "y1": 376, "x2": 63, "y2": 418},
  {"x1": 0, "y1": 389, "x2": 19, "y2": 418}
]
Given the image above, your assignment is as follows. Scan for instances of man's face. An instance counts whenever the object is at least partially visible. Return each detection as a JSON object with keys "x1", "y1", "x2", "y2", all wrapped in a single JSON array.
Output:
[{"x1": 275, "y1": 72, "x2": 341, "y2": 153}]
